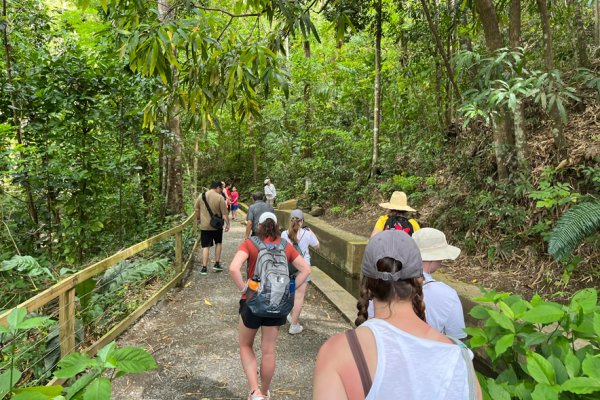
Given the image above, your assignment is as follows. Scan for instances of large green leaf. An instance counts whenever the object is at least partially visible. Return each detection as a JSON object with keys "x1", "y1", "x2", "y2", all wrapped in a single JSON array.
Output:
[
  {"x1": 582, "y1": 355, "x2": 600, "y2": 379},
  {"x1": 82, "y1": 377, "x2": 111, "y2": 400},
  {"x1": 494, "y1": 334, "x2": 514, "y2": 358},
  {"x1": 0, "y1": 368, "x2": 22, "y2": 397},
  {"x1": 561, "y1": 377, "x2": 600, "y2": 394},
  {"x1": 54, "y1": 353, "x2": 95, "y2": 378},
  {"x1": 569, "y1": 288, "x2": 597, "y2": 314},
  {"x1": 527, "y1": 352, "x2": 555, "y2": 385},
  {"x1": 522, "y1": 304, "x2": 565, "y2": 324},
  {"x1": 548, "y1": 201, "x2": 600, "y2": 260},
  {"x1": 113, "y1": 347, "x2": 157, "y2": 373},
  {"x1": 531, "y1": 383, "x2": 559, "y2": 400}
]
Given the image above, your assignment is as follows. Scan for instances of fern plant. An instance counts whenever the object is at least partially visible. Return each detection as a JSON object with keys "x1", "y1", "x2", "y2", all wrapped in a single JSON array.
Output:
[{"x1": 548, "y1": 201, "x2": 600, "y2": 259}]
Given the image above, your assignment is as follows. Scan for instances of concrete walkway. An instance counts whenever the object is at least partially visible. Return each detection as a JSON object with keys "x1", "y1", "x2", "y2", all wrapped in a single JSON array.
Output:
[{"x1": 112, "y1": 214, "x2": 352, "y2": 400}]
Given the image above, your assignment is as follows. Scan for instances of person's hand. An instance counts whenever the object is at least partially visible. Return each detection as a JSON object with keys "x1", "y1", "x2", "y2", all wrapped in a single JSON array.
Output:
[{"x1": 225, "y1": 224, "x2": 230, "y2": 232}]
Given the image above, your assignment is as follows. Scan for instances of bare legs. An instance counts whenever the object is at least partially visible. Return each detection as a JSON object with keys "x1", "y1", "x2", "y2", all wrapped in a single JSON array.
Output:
[
  {"x1": 290, "y1": 281, "x2": 308, "y2": 325},
  {"x1": 201, "y1": 243, "x2": 222, "y2": 266},
  {"x1": 238, "y1": 318, "x2": 279, "y2": 397}
]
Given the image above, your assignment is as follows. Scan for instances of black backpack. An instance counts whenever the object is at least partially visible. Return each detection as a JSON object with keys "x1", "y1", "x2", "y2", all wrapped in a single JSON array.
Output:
[{"x1": 383, "y1": 215, "x2": 415, "y2": 236}]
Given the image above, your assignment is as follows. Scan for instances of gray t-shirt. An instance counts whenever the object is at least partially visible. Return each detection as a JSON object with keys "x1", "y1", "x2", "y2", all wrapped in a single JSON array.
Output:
[{"x1": 246, "y1": 200, "x2": 275, "y2": 235}]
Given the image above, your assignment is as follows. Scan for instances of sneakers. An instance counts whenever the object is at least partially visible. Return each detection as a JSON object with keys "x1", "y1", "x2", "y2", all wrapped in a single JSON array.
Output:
[
  {"x1": 213, "y1": 262, "x2": 223, "y2": 272},
  {"x1": 199, "y1": 266, "x2": 208, "y2": 275},
  {"x1": 286, "y1": 314, "x2": 292, "y2": 324},
  {"x1": 248, "y1": 390, "x2": 264, "y2": 400},
  {"x1": 289, "y1": 324, "x2": 303, "y2": 335}
]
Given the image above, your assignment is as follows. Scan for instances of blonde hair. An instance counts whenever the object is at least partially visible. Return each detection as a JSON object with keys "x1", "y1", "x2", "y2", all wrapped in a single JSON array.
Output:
[{"x1": 287, "y1": 217, "x2": 302, "y2": 244}]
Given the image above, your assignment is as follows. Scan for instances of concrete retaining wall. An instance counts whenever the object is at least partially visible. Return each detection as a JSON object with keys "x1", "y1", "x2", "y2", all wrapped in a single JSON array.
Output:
[{"x1": 275, "y1": 210, "x2": 367, "y2": 276}]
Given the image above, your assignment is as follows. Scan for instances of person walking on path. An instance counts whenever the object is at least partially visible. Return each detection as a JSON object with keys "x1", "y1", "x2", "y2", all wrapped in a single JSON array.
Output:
[
  {"x1": 281, "y1": 209, "x2": 319, "y2": 335},
  {"x1": 313, "y1": 231, "x2": 481, "y2": 400},
  {"x1": 245, "y1": 192, "x2": 274, "y2": 239},
  {"x1": 264, "y1": 178, "x2": 276, "y2": 207},
  {"x1": 370, "y1": 191, "x2": 420, "y2": 238},
  {"x1": 229, "y1": 212, "x2": 311, "y2": 400},
  {"x1": 230, "y1": 186, "x2": 240, "y2": 220},
  {"x1": 195, "y1": 180, "x2": 230, "y2": 275},
  {"x1": 413, "y1": 228, "x2": 466, "y2": 339}
]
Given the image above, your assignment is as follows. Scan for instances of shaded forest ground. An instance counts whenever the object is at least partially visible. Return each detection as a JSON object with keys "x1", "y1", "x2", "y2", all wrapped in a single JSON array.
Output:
[{"x1": 321, "y1": 103, "x2": 600, "y2": 302}]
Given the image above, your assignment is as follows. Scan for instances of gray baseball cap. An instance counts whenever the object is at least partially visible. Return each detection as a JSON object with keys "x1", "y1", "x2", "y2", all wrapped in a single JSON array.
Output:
[{"x1": 362, "y1": 231, "x2": 423, "y2": 281}]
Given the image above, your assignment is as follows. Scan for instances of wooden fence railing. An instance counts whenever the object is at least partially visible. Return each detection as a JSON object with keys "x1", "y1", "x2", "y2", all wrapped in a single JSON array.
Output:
[{"x1": 0, "y1": 213, "x2": 198, "y2": 379}]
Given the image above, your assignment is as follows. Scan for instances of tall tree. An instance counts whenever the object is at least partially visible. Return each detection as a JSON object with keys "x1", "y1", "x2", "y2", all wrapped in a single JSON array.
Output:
[
  {"x1": 509, "y1": 0, "x2": 528, "y2": 174},
  {"x1": 536, "y1": 0, "x2": 567, "y2": 160},
  {"x1": 473, "y1": 0, "x2": 511, "y2": 181},
  {"x1": 371, "y1": 0, "x2": 382, "y2": 178}
]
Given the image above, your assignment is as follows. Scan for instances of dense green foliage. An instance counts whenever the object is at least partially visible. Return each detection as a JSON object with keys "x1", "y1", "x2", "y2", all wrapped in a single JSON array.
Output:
[{"x1": 467, "y1": 288, "x2": 600, "y2": 399}]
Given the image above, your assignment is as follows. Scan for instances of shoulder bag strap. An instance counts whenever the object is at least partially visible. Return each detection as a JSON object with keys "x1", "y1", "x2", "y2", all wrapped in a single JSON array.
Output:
[
  {"x1": 345, "y1": 330, "x2": 372, "y2": 398},
  {"x1": 447, "y1": 336, "x2": 476, "y2": 400},
  {"x1": 202, "y1": 192, "x2": 215, "y2": 218}
]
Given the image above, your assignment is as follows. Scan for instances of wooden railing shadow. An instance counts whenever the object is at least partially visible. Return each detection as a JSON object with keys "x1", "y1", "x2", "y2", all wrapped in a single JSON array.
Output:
[{"x1": 0, "y1": 213, "x2": 199, "y2": 384}]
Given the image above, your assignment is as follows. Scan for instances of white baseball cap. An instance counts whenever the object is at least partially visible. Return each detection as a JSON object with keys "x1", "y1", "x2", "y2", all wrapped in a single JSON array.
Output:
[{"x1": 258, "y1": 212, "x2": 277, "y2": 224}]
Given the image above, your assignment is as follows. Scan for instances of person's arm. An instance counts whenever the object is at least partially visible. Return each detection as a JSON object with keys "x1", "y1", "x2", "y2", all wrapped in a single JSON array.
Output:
[
  {"x1": 219, "y1": 197, "x2": 230, "y2": 232},
  {"x1": 370, "y1": 216, "x2": 386, "y2": 238},
  {"x1": 194, "y1": 197, "x2": 201, "y2": 225},
  {"x1": 272, "y1": 184, "x2": 276, "y2": 198},
  {"x1": 291, "y1": 252, "x2": 311, "y2": 289},
  {"x1": 313, "y1": 336, "x2": 349, "y2": 400},
  {"x1": 245, "y1": 221, "x2": 252, "y2": 239},
  {"x1": 229, "y1": 249, "x2": 250, "y2": 292},
  {"x1": 445, "y1": 293, "x2": 467, "y2": 340},
  {"x1": 309, "y1": 231, "x2": 320, "y2": 251}
]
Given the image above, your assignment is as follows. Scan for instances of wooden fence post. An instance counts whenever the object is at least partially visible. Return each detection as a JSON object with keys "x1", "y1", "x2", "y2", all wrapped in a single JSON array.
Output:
[
  {"x1": 175, "y1": 231, "x2": 183, "y2": 272},
  {"x1": 59, "y1": 288, "x2": 76, "y2": 357}
]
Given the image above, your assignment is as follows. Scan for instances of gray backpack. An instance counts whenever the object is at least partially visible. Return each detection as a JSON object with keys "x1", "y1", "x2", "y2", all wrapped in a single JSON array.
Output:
[{"x1": 246, "y1": 237, "x2": 294, "y2": 318}]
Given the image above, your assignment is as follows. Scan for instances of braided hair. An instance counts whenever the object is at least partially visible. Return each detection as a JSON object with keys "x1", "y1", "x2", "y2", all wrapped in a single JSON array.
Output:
[{"x1": 355, "y1": 257, "x2": 426, "y2": 327}]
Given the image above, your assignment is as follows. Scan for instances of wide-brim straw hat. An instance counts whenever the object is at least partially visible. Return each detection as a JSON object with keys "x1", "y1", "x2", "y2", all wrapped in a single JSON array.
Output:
[{"x1": 379, "y1": 191, "x2": 416, "y2": 212}]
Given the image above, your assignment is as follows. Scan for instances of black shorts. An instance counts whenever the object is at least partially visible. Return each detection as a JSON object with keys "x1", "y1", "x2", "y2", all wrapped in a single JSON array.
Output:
[
  {"x1": 239, "y1": 299, "x2": 286, "y2": 329},
  {"x1": 200, "y1": 229, "x2": 223, "y2": 248}
]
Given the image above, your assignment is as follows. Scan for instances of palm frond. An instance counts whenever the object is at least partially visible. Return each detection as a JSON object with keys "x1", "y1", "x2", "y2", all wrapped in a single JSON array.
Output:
[{"x1": 548, "y1": 201, "x2": 600, "y2": 260}]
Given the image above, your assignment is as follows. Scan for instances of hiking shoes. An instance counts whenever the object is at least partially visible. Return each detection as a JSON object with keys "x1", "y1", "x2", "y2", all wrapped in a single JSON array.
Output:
[
  {"x1": 289, "y1": 324, "x2": 303, "y2": 335},
  {"x1": 200, "y1": 266, "x2": 208, "y2": 275},
  {"x1": 213, "y1": 262, "x2": 223, "y2": 272},
  {"x1": 248, "y1": 390, "x2": 264, "y2": 400}
]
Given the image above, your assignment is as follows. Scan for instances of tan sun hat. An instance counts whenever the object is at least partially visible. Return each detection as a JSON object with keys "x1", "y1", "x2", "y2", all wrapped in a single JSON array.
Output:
[
  {"x1": 413, "y1": 228, "x2": 461, "y2": 261},
  {"x1": 378, "y1": 191, "x2": 416, "y2": 212}
]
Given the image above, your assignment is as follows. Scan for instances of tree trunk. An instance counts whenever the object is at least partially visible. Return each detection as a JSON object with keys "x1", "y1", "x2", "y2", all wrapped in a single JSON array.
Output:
[
  {"x1": 536, "y1": 0, "x2": 567, "y2": 160},
  {"x1": 595, "y1": 0, "x2": 600, "y2": 45},
  {"x1": 420, "y1": 0, "x2": 462, "y2": 102},
  {"x1": 2, "y1": 0, "x2": 38, "y2": 225},
  {"x1": 473, "y1": 0, "x2": 510, "y2": 180},
  {"x1": 158, "y1": 0, "x2": 183, "y2": 215},
  {"x1": 166, "y1": 104, "x2": 184, "y2": 214},
  {"x1": 371, "y1": 0, "x2": 382, "y2": 178},
  {"x1": 509, "y1": 0, "x2": 528, "y2": 174},
  {"x1": 193, "y1": 138, "x2": 199, "y2": 198},
  {"x1": 572, "y1": 0, "x2": 590, "y2": 68}
]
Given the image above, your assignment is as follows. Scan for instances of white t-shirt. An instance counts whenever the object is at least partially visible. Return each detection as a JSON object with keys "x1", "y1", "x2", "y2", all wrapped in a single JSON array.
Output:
[
  {"x1": 361, "y1": 318, "x2": 472, "y2": 400},
  {"x1": 423, "y1": 272, "x2": 466, "y2": 339},
  {"x1": 281, "y1": 227, "x2": 319, "y2": 265},
  {"x1": 264, "y1": 183, "x2": 276, "y2": 199},
  {"x1": 366, "y1": 273, "x2": 466, "y2": 339}
]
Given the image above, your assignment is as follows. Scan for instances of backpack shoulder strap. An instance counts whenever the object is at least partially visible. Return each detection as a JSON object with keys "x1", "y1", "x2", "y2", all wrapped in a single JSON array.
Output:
[
  {"x1": 447, "y1": 336, "x2": 476, "y2": 400},
  {"x1": 250, "y1": 236, "x2": 266, "y2": 251},
  {"x1": 278, "y1": 237, "x2": 288, "y2": 250},
  {"x1": 345, "y1": 330, "x2": 372, "y2": 397}
]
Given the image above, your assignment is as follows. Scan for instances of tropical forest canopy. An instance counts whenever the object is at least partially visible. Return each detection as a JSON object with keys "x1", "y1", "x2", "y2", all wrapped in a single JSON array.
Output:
[{"x1": 1, "y1": 0, "x2": 599, "y2": 307}]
